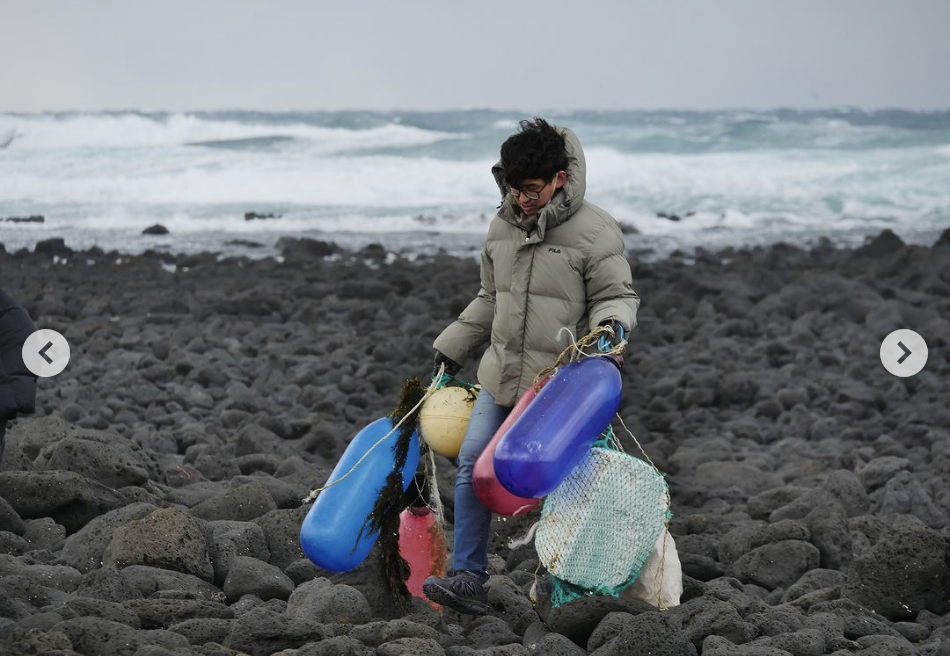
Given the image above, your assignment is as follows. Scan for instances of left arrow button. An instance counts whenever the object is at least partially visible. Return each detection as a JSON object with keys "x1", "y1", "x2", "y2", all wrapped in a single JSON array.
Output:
[{"x1": 22, "y1": 330, "x2": 70, "y2": 377}]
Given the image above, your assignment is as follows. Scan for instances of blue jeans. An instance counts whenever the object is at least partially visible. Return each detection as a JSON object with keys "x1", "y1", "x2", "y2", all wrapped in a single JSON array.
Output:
[{"x1": 453, "y1": 386, "x2": 510, "y2": 577}]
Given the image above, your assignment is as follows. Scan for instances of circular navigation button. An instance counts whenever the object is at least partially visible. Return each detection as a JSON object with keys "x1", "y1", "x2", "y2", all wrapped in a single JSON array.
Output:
[
  {"x1": 880, "y1": 329, "x2": 928, "y2": 378},
  {"x1": 22, "y1": 329, "x2": 71, "y2": 377}
]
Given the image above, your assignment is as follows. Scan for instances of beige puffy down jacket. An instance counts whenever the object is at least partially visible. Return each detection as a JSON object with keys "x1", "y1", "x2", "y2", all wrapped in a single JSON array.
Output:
[{"x1": 433, "y1": 126, "x2": 640, "y2": 407}]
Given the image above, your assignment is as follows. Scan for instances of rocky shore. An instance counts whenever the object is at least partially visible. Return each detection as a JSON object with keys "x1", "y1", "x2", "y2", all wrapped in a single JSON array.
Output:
[{"x1": 0, "y1": 228, "x2": 948, "y2": 656}]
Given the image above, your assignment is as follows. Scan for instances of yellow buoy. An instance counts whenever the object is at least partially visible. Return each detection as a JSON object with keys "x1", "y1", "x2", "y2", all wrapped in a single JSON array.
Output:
[{"x1": 419, "y1": 386, "x2": 478, "y2": 458}]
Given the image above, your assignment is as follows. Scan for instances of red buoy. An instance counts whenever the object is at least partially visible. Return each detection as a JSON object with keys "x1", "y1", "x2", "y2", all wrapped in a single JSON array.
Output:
[
  {"x1": 398, "y1": 506, "x2": 447, "y2": 609},
  {"x1": 472, "y1": 378, "x2": 547, "y2": 516}
]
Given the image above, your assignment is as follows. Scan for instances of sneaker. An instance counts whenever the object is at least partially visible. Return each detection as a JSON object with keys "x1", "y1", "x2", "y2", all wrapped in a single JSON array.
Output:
[{"x1": 422, "y1": 571, "x2": 489, "y2": 615}]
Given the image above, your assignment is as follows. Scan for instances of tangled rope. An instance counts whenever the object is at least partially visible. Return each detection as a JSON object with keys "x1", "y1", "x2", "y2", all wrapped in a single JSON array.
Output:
[{"x1": 533, "y1": 324, "x2": 626, "y2": 386}]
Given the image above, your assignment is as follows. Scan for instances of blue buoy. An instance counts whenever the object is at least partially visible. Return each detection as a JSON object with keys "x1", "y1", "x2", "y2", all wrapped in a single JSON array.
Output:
[
  {"x1": 494, "y1": 358, "x2": 622, "y2": 498},
  {"x1": 300, "y1": 417, "x2": 420, "y2": 572}
]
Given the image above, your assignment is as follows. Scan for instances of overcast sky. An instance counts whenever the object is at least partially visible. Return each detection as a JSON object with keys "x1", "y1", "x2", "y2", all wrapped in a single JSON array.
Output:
[{"x1": 3, "y1": 0, "x2": 948, "y2": 113}]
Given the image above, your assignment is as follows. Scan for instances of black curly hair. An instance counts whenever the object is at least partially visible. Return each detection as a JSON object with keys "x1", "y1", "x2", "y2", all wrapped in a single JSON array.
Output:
[{"x1": 500, "y1": 118, "x2": 568, "y2": 188}]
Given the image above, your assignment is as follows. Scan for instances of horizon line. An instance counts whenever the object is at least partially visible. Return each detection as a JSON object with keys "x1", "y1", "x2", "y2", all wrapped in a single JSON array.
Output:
[{"x1": 3, "y1": 104, "x2": 950, "y2": 115}]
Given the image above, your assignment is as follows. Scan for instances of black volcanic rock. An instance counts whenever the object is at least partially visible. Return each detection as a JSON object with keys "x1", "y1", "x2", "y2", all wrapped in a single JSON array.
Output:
[
  {"x1": 33, "y1": 237, "x2": 72, "y2": 256},
  {"x1": 853, "y1": 228, "x2": 905, "y2": 258},
  {"x1": 0, "y1": 471, "x2": 126, "y2": 534},
  {"x1": 276, "y1": 236, "x2": 340, "y2": 260},
  {"x1": 843, "y1": 523, "x2": 950, "y2": 620},
  {"x1": 0, "y1": 228, "x2": 946, "y2": 654}
]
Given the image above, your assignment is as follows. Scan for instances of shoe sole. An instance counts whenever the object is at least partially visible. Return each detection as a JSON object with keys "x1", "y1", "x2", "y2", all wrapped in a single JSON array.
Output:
[{"x1": 422, "y1": 581, "x2": 489, "y2": 616}]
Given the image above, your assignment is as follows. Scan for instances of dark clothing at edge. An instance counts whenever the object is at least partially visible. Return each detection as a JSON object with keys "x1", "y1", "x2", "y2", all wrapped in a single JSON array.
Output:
[{"x1": 0, "y1": 289, "x2": 38, "y2": 460}]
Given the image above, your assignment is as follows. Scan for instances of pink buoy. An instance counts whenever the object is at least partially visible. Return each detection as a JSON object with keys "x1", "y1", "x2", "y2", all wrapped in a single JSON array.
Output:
[
  {"x1": 398, "y1": 506, "x2": 447, "y2": 609},
  {"x1": 472, "y1": 378, "x2": 548, "y2": 516}
]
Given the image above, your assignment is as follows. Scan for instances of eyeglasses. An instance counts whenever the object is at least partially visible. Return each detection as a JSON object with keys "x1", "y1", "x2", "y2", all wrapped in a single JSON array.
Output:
[{"x1": 506, "y1": 175, "x2": 558, "y2": 201}]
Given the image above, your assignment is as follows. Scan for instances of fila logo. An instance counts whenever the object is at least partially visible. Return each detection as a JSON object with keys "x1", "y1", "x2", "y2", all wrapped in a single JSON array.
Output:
[{"x1": 548, "y1": 248, "x2": 561, "y2": 253}]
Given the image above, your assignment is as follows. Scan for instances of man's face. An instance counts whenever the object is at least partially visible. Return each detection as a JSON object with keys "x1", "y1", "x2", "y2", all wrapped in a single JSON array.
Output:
[{"x1": 509, "y1": 171, "x2": 565, "y2": 218}]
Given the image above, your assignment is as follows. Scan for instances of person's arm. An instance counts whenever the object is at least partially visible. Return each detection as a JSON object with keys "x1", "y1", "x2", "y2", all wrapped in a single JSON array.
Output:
[
  {"x1": 584, "y1": 221, "x2": 640, "y2": 334},
  {"x1": 433, "y1": 245, "x2": 496, "y2": 366}
]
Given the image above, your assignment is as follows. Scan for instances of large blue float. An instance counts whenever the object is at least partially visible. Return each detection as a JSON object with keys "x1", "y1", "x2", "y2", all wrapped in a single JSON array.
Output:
[
  {"x1": 494, "y1": 357, "x2": 622, "y2": 498},
  {"x1": 300, "y1": 417, "x2": 420, "y2": 572}
]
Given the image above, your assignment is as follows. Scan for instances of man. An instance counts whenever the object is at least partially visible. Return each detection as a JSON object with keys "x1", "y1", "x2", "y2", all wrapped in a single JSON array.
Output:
[
  {"x1": 0, "y1": 289, "x2": 38, "y2": 461},
  {"x1": 423, "y1": 118, "x2": 640, "y2": 614}
]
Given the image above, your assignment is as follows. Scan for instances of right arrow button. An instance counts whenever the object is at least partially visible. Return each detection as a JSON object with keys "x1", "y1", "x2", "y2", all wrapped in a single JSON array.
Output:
[{"x1": 881, "y1": 329, "x2": 928, "y2": 377}]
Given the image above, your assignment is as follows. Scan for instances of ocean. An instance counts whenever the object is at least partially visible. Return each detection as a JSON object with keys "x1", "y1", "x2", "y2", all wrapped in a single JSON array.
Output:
[{"x1": 1, "y1": 109, "x2": 948, "y2": 260}]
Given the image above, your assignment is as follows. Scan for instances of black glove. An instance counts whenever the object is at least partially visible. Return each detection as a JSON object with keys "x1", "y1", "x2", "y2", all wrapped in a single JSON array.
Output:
[
  {"x1": 597, "y1": 320, "x2": 628, "y2": 358},
  {"x1": 433, "y1": 351, "x2": 461, "y2": 379}
]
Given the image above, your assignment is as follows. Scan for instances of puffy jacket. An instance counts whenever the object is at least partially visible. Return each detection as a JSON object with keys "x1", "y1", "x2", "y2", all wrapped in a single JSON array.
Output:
[
  {"x1": 434, "y1": 127, "x2": 640, "y2": 407},
  {"x1": 0, "y1": 289, "x2": 37, "y2": 419}
]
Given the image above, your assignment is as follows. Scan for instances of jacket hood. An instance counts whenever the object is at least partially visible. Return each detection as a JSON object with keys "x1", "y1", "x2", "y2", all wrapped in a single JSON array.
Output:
[{"x1": 491, "y1": 125, "x2": 587, "y2": 238}]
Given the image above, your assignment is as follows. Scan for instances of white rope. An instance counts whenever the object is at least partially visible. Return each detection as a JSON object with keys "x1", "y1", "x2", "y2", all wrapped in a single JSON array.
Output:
[
  {"x1": 555, "y1": 326, "x2": 600, "y2": 359},
  {"x1": 508, "y1": 520, "x2": 540, "y2": 549},
  {"x1": 425, "y1": 440, "x2": 445, "y2": 525},
  {"x1": 654, "y1": 526, "x2": 671, "y2": 611},
  {"x1": 302, "y1": 363, "x2": 445, "y2": 504},
  {"x1": 615, "y1": 413, "x2": 660, "y2": 474}
]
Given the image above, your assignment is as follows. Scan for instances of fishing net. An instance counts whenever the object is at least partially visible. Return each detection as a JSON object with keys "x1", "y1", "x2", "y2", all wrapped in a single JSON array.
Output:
[{"x1": 535, "y1": 429, "x2": 670, "y2": 607}]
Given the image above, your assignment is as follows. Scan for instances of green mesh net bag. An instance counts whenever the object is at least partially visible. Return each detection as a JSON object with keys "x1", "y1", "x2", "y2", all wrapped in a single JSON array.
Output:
[{"x1": 535, "y1": 431, "x2": 670, "y2": 607}]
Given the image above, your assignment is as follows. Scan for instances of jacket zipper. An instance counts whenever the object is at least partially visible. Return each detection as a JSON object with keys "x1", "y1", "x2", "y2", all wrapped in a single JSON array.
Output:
[{"x1": 516, "y1": 238, "x2": 536, "y2": 399}]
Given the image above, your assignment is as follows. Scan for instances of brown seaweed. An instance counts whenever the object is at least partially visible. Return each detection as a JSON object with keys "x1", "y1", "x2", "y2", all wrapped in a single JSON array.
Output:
[{"x1": 358, "y1": 377, "x2": 426, "y2": 611}]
